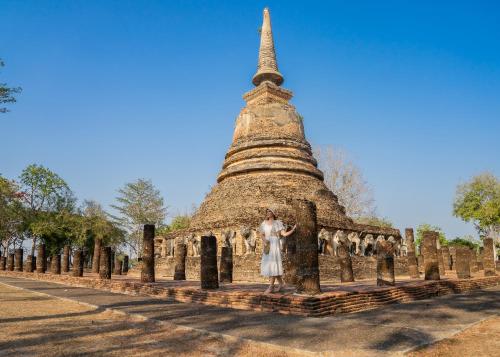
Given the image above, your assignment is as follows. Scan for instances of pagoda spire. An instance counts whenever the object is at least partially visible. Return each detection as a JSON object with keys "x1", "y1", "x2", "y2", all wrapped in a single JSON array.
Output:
[{"x1": 252, "y1": 8, "x2": 284, "y2": 87}]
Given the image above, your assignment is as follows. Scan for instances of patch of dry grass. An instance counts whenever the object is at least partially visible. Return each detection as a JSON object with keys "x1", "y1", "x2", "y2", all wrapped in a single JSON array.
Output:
[{"x1": 0, "y1": 284, "x2": 305, "y2": 357}]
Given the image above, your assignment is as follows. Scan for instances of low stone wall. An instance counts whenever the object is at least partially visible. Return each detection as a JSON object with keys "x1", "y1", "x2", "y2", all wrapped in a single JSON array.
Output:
[
  {"x1": 1, "y1": 270, "x2": 498, "y2": 318},
  {"x1": 148, "y1": 255, "x2": 409, "y2": 282}
]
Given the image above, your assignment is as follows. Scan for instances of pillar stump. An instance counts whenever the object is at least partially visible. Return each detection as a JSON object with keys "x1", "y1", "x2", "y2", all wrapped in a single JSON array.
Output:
[
  {"x1": 483, "y1": 238, "x2": 497, "y2": 276},
  {"x1": 62, "y1": 245, "x2": 70, "y2": 272},
  {"x1": 377, "y1": 240, "x2": 395, "y2": 286},
  {"x1": 338, "y1": 231, "x2": 354, "y2": 282},
  {"x1": 292, "y1": 199, "x2": 321, "y2": 294},
  {"x1": 72, "y1": 250, "x2": 84, "y2": 277},
  {"x1": 441, "y1": 246, "x2": 451, "y2": 270},
  {"x1": 283, "y1": 231, "x2": 298, "y2": 285},
  {"x1": 405, "y1": 228, "x2": 419, "y2": 279},
  {"x1": 437, "y1": 248, "x2": 446, "y2": 276},
  {"x1": 14, "y1": 248, "x2": 23, "y2": 271},
  {"x1": 111, "y1": 250, "x2": 115, "y2": 273},
  {"x1": 219, "y1": 246, "x2": 233, "y2": 283},
  {"x1": 114, "y1": 257, "x2": 122, "y2": 275},
  {"x1": 455, "y1": 246, "x2": 471, "y2": 279},
  {"x1": 0, "y1": 256, "x2": 6, "y2": 270},
  {"x1": 25, "y1": 255, "x2": 35, "y2": 272},
  {"x1": 201, "y1": 235, "x2": 218, "y2": 289},
  {"x1": 174, "y1": 243, "x2": 187, "y2": 280},
  {"x1": 7, "y1": 253, "x2": 14, "y2": 271},
  {"x1": 51, "y1": 254, "x2": 61, "y2": 274},
  {"x1": 36, "y1": 244, "x2": 46, "y2": 273},
  {"x1": 92, "y1": 238, "x2": 102, "y2": 274},
  {"x1": 99, "y1": 246, "x2": 112, "y2": 280},
  {"x1": 141, "y1": 224, "x2": 155, "y2": 283},
  {"x1": 422, "y1": 231, "x2": 440, "y2": 280},
  {"x1": 469, "y1": 249, "x2": 479, "y2": 273},
  {"x1": 123, "y1": 255, "x2": 129, "y2": 274}
]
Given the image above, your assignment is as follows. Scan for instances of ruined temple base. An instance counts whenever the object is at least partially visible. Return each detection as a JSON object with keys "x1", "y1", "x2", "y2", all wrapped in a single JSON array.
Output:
[{"x1": 1, "y1": 270, "x2": 499, "y2": 318}]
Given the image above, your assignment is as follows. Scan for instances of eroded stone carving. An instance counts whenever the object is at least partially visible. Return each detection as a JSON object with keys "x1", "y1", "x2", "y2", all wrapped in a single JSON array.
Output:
[
  {"x1": 348, "y1": 232, "x2": 361, "y2": 256},
  {"x1": 187, "y1": 234, "x2": 201, "y2": 257},
  {"x1": 240, "y1": 227, "x2": 257, "y2": 255}
]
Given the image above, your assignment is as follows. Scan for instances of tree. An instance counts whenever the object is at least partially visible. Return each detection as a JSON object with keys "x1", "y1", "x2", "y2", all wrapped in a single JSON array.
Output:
[
  {"x1": 157, "y1": 215, "x2": 191, "y2": 236},
  {"x1": 18, "y1": 164, "x2": 74, "y2": 255},
  {"x1": 415, "y1": 223, "x2": 448, "y2": 249},
  {"x1": 448, "y1": 235, "x2": 481, "y2": 251},
  {"x1": 0, "y1": 59, "x2": 21, "y2": 113},
  {"x1": 111, "y1": 179, "x2": 166, "y2": 256},
  {"x1": 0, "y1": 176, "x2": 24, "y2": 256},
  {"x1": 314, "y1": 145, "x2": 375, "y2": 218},
  {"x1": 453, "y1": 172, "x2": 500, "y2": 241}
]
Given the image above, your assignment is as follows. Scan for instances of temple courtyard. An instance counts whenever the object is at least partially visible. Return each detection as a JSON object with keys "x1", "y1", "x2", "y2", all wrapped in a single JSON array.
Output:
[{"x1": 0, "y1": 273, "x2": 499, "y2": 356}]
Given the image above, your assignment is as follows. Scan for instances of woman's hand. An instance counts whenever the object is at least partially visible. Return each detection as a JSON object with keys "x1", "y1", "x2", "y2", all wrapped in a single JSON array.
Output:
[{"x1": 281, "y1": 224, "x2": 297, "y2": 237}]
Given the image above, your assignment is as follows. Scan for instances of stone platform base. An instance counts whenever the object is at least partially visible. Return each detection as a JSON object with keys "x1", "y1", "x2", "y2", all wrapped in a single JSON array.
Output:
[{"x1": 0, "y1": 270, "x2": 498, "y2": 317}]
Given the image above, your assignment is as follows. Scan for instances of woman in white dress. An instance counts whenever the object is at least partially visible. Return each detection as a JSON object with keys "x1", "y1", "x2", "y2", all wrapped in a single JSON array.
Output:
[{"x1": 259, "y1": 208, "x2": 296, "y2": 293}]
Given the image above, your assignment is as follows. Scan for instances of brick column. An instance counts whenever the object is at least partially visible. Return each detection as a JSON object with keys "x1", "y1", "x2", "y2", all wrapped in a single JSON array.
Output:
[
  {"x1": 200, "y1": 235, "x2": 218, "y2": 289},
  {"x1": 92, "y1": 238, "x2": 102, "y2": 274},
  {"x1": 14, "y1": 248, "x2": 23, "y2": 271},
  {"x1": 122, "y1": 255, "x2": 129, "y2": 274},
  {"x1": 141, "y1": 224, "x2": 155, "y2": 283},
  {"x1": 7, "y1": 253, "x2": 14, "y2": 271},
  {"x1": 455, "y1": 246, "x2": 471, "y2": 279},
  {"x1": 62, "y1": 245, "x2": 70, "y2": 273},
  {"x1": 51, "y1": 254, "x2": 61, "y2": 274},
  {"x1": 114, "y1": 257, "x2": 122, "y2": 275},
  {"x1": 449, "y1": 246, "x2": 457, "y2": 270},
  {"x1": 292, "y1": 199, "x2": 321, "y2": 294},
  {"x1": 483, "y1": 238, "x2": 496, "y2": 276},
  {"x1": 469, "y1": 249, "x2": 479, "y2": 273},
  {"x1": 36, "y1": 244, "x2": 46, "y2": 273},
  {"x1": 437, "y1": 248, "x2": 446, "y2": 276},
  {"x1": 99, "y1": 246, "x2": 112, "y2": 280},
  {"x1": 405, "y1": 228, "x2": 419, "y2": 279},
  {"x1": 377, "y1": 240, "x2": 395, "y2": 286},
  {"x1": 0, "y1": 256, "x2": 5, "y2": 270},
  {"x1": 72, "y1": 249, "x2": 84, "y2": 277},
  {"x1": 422, "y1": 231, "x2": 440, "y2": 280},
  {"x1": 338, "y1": 231, "x2": 354, "y2": 282},
  {"x1": 441, "y1": 246, "x2": 451, "y2": 270},
  {"x1": 174, "y1": 243, "x2": 187, "y2": 280},
  {"x1": 219, "y1": 246, "x2": 233, "y2": 283},
  {"x1": 283, "y1": 229, "x2": 297, "y2": 285},
  {"x1": 25, "y1": 255, "x2": 35, "y2": 272}
]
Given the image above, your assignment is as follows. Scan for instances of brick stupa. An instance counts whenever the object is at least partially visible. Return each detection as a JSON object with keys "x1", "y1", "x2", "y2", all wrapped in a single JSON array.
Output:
[{"x1": 190, "y1": 8, "x2": 354, "y2": 232}]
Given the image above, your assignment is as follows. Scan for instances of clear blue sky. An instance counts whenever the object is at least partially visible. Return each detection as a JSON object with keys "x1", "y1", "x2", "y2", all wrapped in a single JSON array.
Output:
[{"x1": 1, "y1": 1, "x2": 499, "y2": 239}]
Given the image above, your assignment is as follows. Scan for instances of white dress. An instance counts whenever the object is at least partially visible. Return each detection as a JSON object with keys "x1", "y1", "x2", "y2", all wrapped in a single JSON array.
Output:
[{"x1": 260, "y1": 220, "x2": 285, "y2": 277}]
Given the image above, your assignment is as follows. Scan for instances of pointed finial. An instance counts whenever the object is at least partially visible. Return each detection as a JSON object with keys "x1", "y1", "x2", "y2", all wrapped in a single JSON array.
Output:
[{"x1": 252, "y1": 8, "x2": 284, "y2": 87}]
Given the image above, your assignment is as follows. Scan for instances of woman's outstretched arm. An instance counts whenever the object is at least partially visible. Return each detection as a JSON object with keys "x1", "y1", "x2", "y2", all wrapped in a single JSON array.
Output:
[{"x1": 281, "y1": 224, "x2": 297, "y2": 238}]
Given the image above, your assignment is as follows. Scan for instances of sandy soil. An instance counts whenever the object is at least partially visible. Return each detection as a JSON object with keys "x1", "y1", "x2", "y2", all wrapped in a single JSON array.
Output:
[
  {"x1": 0, "y1": 284, "x2": 305, "y2": 357},
  {"x1": 407, "y1": 316, "x2": 500, "y2": 357}
]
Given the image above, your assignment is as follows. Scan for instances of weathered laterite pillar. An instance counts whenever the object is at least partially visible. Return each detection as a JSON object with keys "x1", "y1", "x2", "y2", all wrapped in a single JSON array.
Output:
[
  {"x1": 449, "y1": 246, "x2": 456, "y2": 270},
  {"x1": 14, "y1": 248, "x2": 23, "y2": 271},
  {"x1": 174, "y1": 242, "x2": 187, "y2": 280},
  {"x1": 200, "y1": 235, "x2": 218, "y2": 289},
  {"x1": 25, "y1": 255, "x2": 34, "y2": 272},
  {"x1": 92, "y1": 238, "x2": 102, "y2": 274},
  {"x1": 51, "y1": 254, "x2": 61, "y2": 274},
  {"x1": 62, "y1": 245, "x2": 70, "y2": 273},
  {"x1": 219, "y1": 246, "x2": 233, "y2": 283},
  {"x1": 377, "y1": 240, "x2": 395, "y2": 286},
  {"x1": 111, "y1": 250, "x2": 115, "y2": 273},
  {"x1": 7, "y1": 253, "x2": 14, "y2": 271},
  {"x1": 422, "y1": 231, "x2": 440, "y2": 280},
  {"x1": 292, "y1": 199, "x2": 321, "y2": 294},
  {"x1": 483, "y1": 238, "x2": 496, "y2": 276},
  {"x1": 469, "y1": 249, "x2": 479, "y2": 273},
  {"x1": 36, "y1": 244, "x2": 47, "y2": 273},
  {"x1": 455, "y1": 246, "x2": 471, "y2": 279},
  {"x1": 72, "y1": 250, "x2": 84, "y2": 277},
  {"x1": 437, "y1": 247, "x2": 446, "y2": 276},
  {"x1": 0, "y1": 256, "x2": 6, "y2": 270},
  {"x1": 114, "y1": 257, "x2": 122, "y2": 275},
  {"x1": 141, "y1": 224, "x2": 155, "y2": 283},
  {"x1": 99, "y1": 246, "x2": 112, "y2": 280},
  {"x1": 338, "y1": 232, "x2": 354, "y2": 282},
  {"x1": 122, "y1": 255, "x2": 129, "y2": 274},
  {"x1": 283, "y1": 231, "x2": 298, "y2": 285},
  {"x1": 405, "y1": 228, "x2": 419, "y2": 279},
  {"x1": 441, "y1": 246, "x2": 451, "y2": 270}
]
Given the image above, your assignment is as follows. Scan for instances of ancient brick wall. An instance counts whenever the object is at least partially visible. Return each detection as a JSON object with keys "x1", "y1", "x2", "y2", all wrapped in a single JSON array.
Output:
[{"x1": 150, "y1": 254, "x2": 408, "y2": 282}]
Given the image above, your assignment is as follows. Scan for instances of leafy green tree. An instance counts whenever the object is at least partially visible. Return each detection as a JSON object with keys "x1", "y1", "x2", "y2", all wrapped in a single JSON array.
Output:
[
  {"x1": 448, "y1": 235, "x2": 481, "y2": 251},
  {"x1": 0, "y1": 176, "x2": 24, "y2": 256},
  {"x1": 415, "y1": 223, "x2": 448, "y2": 250},
  {"x1": 0, "y1": 59, "x2": 21, "y2": 113},
  {"x1": 18, "y1": 164, "x2": 75, "y2": 255},
  {"x1": 453, "y1": 172, "x2": 500, "y2": 240},
  {"x1": 355, "y1": 216, "x2": 393, "y2": 228},
  {"x1": 157, "y1": 215, "x2": 191, "y2": 236},
  {"x1": 111, "y1": 179, "x2": 166, "y2": 256}
]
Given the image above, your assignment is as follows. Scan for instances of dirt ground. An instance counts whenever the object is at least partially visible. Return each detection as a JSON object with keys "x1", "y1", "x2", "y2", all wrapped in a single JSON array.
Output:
[
  {"x1": 0, "y1": 285, "x2": 305, "y2": 357},
  {"x1": 0, "y1": 283, "x2": 498, "y2": 357},
  {"x1": 407, "y1": 315, "x2": 500, "y2": 357}
]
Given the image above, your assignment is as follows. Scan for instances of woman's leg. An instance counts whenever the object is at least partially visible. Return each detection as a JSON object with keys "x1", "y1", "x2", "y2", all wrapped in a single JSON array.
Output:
[
  {"x1": 265, "y1": 277, "x2": 275, "y2": 293},
  {"x1": 276, "y1": 276, "x2": 284, "y2": 291}
]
